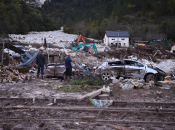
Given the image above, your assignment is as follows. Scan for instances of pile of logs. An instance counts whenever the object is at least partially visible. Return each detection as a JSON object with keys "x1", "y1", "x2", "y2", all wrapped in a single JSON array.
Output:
[{"x1": 0, "y1": 67, "x2": 31, "y2": 83}]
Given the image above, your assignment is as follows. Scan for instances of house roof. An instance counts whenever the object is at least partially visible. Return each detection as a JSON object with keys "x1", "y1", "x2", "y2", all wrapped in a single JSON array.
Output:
[{"x1": 106, "y1": 31, "x2": 130, "y2": 37}]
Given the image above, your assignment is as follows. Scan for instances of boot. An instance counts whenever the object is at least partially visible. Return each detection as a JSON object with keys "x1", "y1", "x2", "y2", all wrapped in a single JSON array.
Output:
[
  {"x1": 41, "y1": 75, "x2": 44, "y2": 79},
  {"x1": 64, "y1": 76, "x2": 67, "y2": 82},
  {"x1": 37, "y1": 74, "x2": 39, "y2": 78}
]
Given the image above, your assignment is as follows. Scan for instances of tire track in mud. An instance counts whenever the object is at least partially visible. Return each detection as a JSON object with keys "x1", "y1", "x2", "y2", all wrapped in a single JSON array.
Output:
[{"x1": 0, "y1": 98, "x2": 175, "y2": 129}]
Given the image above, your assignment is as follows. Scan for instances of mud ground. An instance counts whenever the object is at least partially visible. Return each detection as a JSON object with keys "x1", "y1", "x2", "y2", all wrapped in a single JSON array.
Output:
[{"x1": 1, "y1": 75, "x2": 175, "y2": 130}]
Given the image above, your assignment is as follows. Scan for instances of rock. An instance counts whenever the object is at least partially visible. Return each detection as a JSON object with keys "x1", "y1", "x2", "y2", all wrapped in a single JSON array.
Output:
[
  {"x1": 127, "y1": 79, "x2": 133, "y2": 83},
  {"x1": 119, "y1": 82, "x2": 124, "y2": 88},
  {"x1": 138, "y1": 83, "x2": 144, "y2": 88},
  {"x1": 109, "y1": 83, "x2": 114, "y2": 86},
  {"x1": 143, "y1": 85, "x2": 150, "y2": 89},
  {"x1": 128, "y1": 83, "x2": 134, "y2": 89},
  {"x1": 112, "y1": 79, "x2": 119, "y2": 84},
  {"x1": 122, "y1": 79, "x2": 128, "y2": 83},
  {"x1": 119, "y1": 77, "x2": 124, "y2": 82},
  {"x1": 110, "y1": 77, "x2": 116, "y2": 80},
  {"x1": 149, "y1": 81, "x2": 155, "y2": 85},
  {"x1": 138, "y1": 79, "x2": 145, "y2": 83},
  {"x1": 131, "y1": 81, "x2": 139, "y2": 87}
]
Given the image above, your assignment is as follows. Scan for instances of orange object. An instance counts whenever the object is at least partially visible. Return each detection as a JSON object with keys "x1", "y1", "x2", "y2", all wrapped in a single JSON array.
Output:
[
  {"x1": 138, "y1": 43, "x2": 145, "y2": 46},
  {"x1": 77, "y1": 34, "x2": 86, "y2": 43}
]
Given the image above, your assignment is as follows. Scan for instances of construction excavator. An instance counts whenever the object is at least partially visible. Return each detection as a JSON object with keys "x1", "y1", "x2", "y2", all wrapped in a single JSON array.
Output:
[
  {"x1": 71, "y1": 43, "x2": 98, "y2": 55},
  {"x1": 77, "y1": 34, "x2": 86, "y2": 43},
  {"x1": 146, "y1": 38, "x2": 171, "y2": 49},
  {"x1": 71, "y1": 34, "x2": 98, "y2": 55}
]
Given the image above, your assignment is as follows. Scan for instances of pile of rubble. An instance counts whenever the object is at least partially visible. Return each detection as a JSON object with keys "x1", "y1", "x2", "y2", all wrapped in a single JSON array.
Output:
[
  {"x1": 104, "y1": 46, "x2": 175, "y2": 62},
  {"x1": 0, "y1": 67, "x2": 31, "y2": 83},
  {"x1": 110, "y1": 77, "x2": 156, "y2": 90}
]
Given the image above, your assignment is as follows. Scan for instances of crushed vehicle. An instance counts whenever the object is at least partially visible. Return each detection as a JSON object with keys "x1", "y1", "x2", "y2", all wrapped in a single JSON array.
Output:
[
  {"x1": 94, "y1": 59, "x2": 166, "y2": 82},
  {"x1": 44, "y1": 63, "x2": 73, "y2": 78},
  {"x1": 44, "y1": 62, "x2": 92, "y2": 78}
]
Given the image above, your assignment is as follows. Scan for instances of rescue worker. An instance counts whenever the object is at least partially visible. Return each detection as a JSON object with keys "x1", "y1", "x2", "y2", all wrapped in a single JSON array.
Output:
[
  {"x1": 64, "y1": 54, "x2": 72, "y2": 81},
  {"x1": 36, "y1": 50, "x2": 45, "y2": 79}
]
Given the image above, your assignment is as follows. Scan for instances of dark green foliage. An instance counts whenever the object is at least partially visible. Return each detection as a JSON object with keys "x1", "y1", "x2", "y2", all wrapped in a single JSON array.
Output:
[
  {"x1": 41, "y1": 0, "x2": 175, "y2": 41},
  {"x1": 0, "y1": 0, "x2": 60, "y2": 36},
  {"x1": 1, "y1": 0, "x2": 175, "y2": 42}
]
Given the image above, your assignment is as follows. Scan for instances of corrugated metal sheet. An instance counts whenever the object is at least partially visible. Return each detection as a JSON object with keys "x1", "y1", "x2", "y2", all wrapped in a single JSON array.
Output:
[{"x1": 106, "y1": 31, "x2": 130, "y2": 37}]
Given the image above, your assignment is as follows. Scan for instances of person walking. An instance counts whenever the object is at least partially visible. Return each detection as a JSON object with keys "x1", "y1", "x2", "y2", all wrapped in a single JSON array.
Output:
[
  {"x1": 64, "y1": 54, "x2": 72, "y2": 81},
  {"x1": 36, "y1": 50, "x2": 45, "y2": 79}
]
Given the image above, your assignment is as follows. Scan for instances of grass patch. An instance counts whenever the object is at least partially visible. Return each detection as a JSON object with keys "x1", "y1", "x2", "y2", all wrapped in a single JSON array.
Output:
[{"x1": 70, "y1": 76, "x2": 110, "y2": 86}]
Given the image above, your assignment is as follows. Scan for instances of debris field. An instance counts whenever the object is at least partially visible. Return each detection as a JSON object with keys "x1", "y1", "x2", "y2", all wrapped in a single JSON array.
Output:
[{"x1": 0, "y1": 37, "x2": 175, "y2": 130}]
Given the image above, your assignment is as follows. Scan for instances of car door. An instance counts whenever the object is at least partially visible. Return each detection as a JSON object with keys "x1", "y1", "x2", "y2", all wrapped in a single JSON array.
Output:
[
  {"x1": 124, "y1": 60, "x2": 145, "y2": 79},
  {"x1": 107, "y1": 60, "x2": 125, "y2": 77}
]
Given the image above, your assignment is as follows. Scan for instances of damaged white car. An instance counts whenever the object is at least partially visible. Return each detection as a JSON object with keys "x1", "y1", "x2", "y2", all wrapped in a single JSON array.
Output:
[{"x1": 95, "y1": 59, "x2": 166, "y2": 82}]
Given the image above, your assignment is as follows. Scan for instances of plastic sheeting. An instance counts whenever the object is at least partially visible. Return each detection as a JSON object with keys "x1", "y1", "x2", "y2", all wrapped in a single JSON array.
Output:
[{"x1": 90, "y1": 99, "x2": 113, "y2": 107}]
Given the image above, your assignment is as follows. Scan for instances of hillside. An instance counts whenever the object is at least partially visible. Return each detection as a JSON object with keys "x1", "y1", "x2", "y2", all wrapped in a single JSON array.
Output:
[
  {"x1": 0, "y1": 0, "x2": 59, "y2": 36},
  {"x1": 0, "y1": 0, "x2": 175, "y2": 43},
  {"x1": 42, "y1": 0, "x2": 175, "y2": 42}
]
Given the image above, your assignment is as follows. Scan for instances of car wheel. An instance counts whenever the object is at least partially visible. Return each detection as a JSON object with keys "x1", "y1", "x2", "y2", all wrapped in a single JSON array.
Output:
[
  {"x1": 102, "y1": 72, "x2": 112, "y2": 81},
  {"x1": 145, "y1": 74, "x2": 155, "y2": 82}
]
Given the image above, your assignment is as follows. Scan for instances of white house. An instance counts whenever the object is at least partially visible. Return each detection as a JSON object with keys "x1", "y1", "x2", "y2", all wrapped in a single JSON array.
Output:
[{"x1": 103, "y1": 31, "x2": 130, "y2": 47}]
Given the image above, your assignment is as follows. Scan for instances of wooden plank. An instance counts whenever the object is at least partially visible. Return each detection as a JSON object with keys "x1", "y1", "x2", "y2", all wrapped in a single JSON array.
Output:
[{"x1": 77, "y1": 88, "x2": 103, "y2": 101}]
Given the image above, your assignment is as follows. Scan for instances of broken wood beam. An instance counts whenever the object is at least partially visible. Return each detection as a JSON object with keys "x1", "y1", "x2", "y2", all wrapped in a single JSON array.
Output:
[{"x1": 77, "y1": 88, "x2": 103, "y2": 101}]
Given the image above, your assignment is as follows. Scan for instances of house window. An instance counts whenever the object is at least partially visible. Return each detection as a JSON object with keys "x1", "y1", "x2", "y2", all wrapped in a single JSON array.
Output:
[
  {"x1": 121, "y1": 38, "x2": 125, "y2": 40},
  {"x1": 124, "y1": 43, "x2": 125, "y2": 46},
  {"x1": 112, "y1": 39, "x2": 115, "y2": 40}
]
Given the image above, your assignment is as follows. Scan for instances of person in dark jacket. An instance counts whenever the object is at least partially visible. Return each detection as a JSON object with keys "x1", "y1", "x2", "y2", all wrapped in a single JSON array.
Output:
[
  {"x1": 36, "y1": 50, "x2": 45, "y2": 79},
  {"x1": 64, "y1": 54, "x2": 72, "y2": 81}
]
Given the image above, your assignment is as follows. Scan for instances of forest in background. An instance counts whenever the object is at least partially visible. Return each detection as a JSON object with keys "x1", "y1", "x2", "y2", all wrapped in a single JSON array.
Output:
[
  {"x1": 0, "y1": 0, "x2": 175, "y2": 42},
  {"x1": 42, "y1": 0, "x2": 175, "y2": 42},
  {"x1": 0, "y1": 0, "x2": 60, "y2": 37}
]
